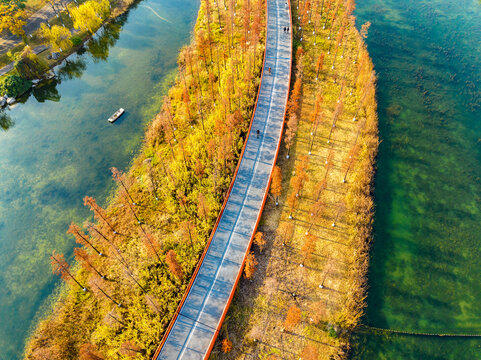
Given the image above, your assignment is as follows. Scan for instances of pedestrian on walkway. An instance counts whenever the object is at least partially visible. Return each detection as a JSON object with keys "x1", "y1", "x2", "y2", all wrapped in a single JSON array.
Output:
[
  {"x1": 284, "y1": 27, "x2": 286, "y2": 32},
  {"x1": 268, "y1": 67, "x2": 271, "y2": 74},
  {"x1": 256, "y1": 129, "x2": 260, "y2": 138},
  {"x1": 287, "y1": 27, "x2": 290, "y2": 32}
]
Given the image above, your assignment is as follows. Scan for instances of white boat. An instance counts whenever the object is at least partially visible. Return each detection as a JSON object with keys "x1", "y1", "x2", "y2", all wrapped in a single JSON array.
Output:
[{"x1": 108, "y1": 108, "x2": 125, "y2": 123}]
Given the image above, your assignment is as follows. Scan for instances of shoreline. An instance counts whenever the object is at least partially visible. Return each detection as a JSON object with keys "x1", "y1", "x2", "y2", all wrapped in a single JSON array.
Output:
[{"x1": 0, "y1": 0, "x2": 140, "y2": 104}]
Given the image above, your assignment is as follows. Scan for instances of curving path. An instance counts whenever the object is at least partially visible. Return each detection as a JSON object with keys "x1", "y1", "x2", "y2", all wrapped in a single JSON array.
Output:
[{"x1": 153, "y1": 0, "x2": 292, "y2": 358}]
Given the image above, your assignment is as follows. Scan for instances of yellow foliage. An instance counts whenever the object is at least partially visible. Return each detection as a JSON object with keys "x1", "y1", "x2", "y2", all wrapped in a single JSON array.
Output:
[
  {"x1": 0, "y1": 3, "x2": 26, "y2": 37},
  {"x1": 71, "y1": 0, "x2": 110, "y2": 34},
  {"x1": 39, "y1": 24, "x2": 73, "y2": 52}
]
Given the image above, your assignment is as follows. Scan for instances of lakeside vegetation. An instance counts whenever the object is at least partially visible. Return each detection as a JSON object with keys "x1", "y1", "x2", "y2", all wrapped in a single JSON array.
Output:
[
  {"x1": 0, "y1": 0, "x2": 139, "y2": 97},
  {"x1": 212, "y1": 0, "x2": 378, "y2": 358},
  {"x1": 24, "y1": 0, "x2": 267, "y2": 359}
]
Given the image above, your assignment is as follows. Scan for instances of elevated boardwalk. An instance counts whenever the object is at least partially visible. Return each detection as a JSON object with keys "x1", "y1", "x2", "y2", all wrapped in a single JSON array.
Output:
[{"x1": 153, "y1": 0, "x2": 292, "y2": 359}]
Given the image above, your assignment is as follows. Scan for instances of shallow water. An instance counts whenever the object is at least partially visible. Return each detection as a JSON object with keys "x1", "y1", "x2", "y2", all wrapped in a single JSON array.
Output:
[
  {"x1": 351, "y1": 0, "x2": 481, "y2": 358},
  {"x1": 0, "y1": 1, "x2": 198, "y2": 358}
]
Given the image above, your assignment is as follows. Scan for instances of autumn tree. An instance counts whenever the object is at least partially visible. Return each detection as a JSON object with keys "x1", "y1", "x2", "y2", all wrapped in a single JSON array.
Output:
[
  {"x1": 284, "y1": 305, "x2": 301, "y2": 331},
  {"x1": 277, "y1": 223, "x2": 294, "y2": 249},
  {"x1": 83, "y1": 196, "x2": 116, "y2": 234},
  {"x1": 221, "y1": 338, "x2": 232, "y2": 353},
  {"x1": 51, "y1": 250, "x2": 87, "y2": 291},
  {"x1": 67, "y1": 222, "x2": 103, "y2": 256},
  {"x1": 270, "y1": 165, "x2": 282, "y2": 205},
  {"x1": 331, "y1": 201, "x2": 346, "y2": 227},
  {"x1": 284, "y1": 113, "x2": 298, "y2": 159},
  {"x1": 140, "y1": 231, "x2": 162, "y2": 261},
  {"x1": 79, "y1": 343, "x2": 104, "y2": 360},
  {"x1": 287, "y1": 78, "x2": 302, "y2": 116},
  {"x1": 197, "y1": 192, "x2": 210, "y2": 221},
  {"x1": 300, "y1": 344, "x2": 319, "y2": 360},
  {"x1": 327, "y1": 100, "x2": 343, "y2": 143},
  {"x1": 320, "y1": 256, "x2": 335, "y2": 288},
  {"x1": 287, "y1": 191, "x2": 298, "y2": 219},
  {"x1": 166, "y1": 250, "x2": 183, "y2": 282},
  {"x1": 74, "y1": 247, "x2": 105, "y2": 279},
  {"x1": 111, "y1": 167, "x2": 136, "y2": 205},
  {"x1": 14, "y1": 46, "x2": 48, "y2": 79},
  {"x1": 315, "y1": 52, "x2": 324, "y2": 80},
  {"x1": 119, "y1": 341, "x2": 143, "y2": 358},
  {"x1": 180, "y1": 220, "x2": 195, "y2": 250},
  {"x1": 244, "y1": 251, "x2": 257, "y2": 279},
  {"x1": 0, "y1": 3, "x2": 26, "y2": 38},
  {"x1": 308, "y1": 93, "x2": 324, "y2": 154},
  {"x1": 310, "y1": 300, "x2": 326, "y2": 324},
  {"x1": 39, "y1": 24, "x2": 72, "y2": 52},
  {"x1": 352, "y1": 72, "x2": 375, "y2": 121},
  {"x1": 301, "y1": 233, "x2": 317, "y2": 265},
  {"x1": 253, "y1": 231, "x2": 266, "y2": 252},
  {"x1": 89, "y1": 276, "x2": 121, "y2": 307},
  {"x1": 342, "y1": 143, "x2": 360, "y2": 182},
  {"x1": 355, "y1": 21, "x2": 371, "y2": 64},
  {"x1": 306, "y1": 200, "x2": 324, "y2": 234},
  {"x1": 71, "y1": 0, "x2": 110, "y2": 34}
]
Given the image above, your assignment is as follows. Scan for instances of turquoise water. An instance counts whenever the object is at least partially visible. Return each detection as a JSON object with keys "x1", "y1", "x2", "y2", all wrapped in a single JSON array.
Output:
[
  {"x1": 351, "y1": 0, "x2": 481, "y2": 358},
  {"x1": 0, "y1": 1, "x2": 198, "y2": 358}
]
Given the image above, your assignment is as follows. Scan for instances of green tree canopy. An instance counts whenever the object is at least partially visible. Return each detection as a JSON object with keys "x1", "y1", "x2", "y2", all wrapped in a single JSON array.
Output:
[
  {"x1": 0, "y1": 74, "x2": 31, "y2": 97},
  {"x1": 14, "y1": 46, "x2": 49, "y2": 79}
]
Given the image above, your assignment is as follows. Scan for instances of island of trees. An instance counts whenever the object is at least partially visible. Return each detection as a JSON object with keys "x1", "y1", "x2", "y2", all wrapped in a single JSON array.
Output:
[
  {"x1": 23, "y1": 0, "x2": 378, "y2": 358},
  {"x1": 25, "y1": 0, "x2": 267, "y2": 358},
  {"x1": 212, "y1": 0, "x2": 378, "y2": 359}
]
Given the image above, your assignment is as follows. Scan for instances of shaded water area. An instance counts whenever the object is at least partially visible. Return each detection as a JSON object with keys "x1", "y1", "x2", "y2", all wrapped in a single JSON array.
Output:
[
  {"x1": 0, "y1": 0, "x2": 198, "y2": 358},
  {"x1": 350, "y1": 0, "x2": 481, "y2": 358}
]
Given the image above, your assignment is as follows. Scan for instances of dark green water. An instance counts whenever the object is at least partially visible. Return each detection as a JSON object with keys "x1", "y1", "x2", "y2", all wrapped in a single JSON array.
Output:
[
  {"x1": 351, "y1": 0, "x2": 481, "y2": 358},
  {"x1": 0, "y1": 1, "x2": 198, "y2": 358}
]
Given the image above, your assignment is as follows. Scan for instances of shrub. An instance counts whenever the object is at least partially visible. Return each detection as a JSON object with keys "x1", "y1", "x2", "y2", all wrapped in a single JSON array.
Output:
[
  {"x1": 71, "y1": 36, "x2": 83, "y2": 47},
  {"x1": 0, "y1": 74, "x2": 31, "y2": 97}
]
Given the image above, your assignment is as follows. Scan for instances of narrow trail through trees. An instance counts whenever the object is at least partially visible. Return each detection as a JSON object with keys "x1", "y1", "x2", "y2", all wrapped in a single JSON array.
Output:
[{"x1": 152, "y1": 0, "x2": 292, "y2": 358}]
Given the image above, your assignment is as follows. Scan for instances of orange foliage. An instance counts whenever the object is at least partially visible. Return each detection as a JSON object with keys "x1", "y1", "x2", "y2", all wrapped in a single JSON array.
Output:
[
  {"x1": 284, "y1": 305, "x2": 301, "y2": 331},
  {"x1": 221, "y1": 338, "x2": 233, "y2": 353},
  {"x1": 253, "y1": 232, "x2": 266, "y2": 252},
  {"x1": 166, "y1": 250, "x2": 184, "y2": 282},
  {"x1": 300, "y1": 344, "x2": 319, "y2": 360},
  {"x1": 244, "y1": 252, "x2": 258, "y2": 279},
  {"x1": 270, "y1": 165, "x2": 282, "y2": 202}
]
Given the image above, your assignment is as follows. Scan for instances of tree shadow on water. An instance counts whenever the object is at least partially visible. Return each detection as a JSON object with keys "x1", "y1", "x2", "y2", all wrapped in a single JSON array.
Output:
[{"x1": 0, "y1": 110, "x2": 14, "y2": 131}]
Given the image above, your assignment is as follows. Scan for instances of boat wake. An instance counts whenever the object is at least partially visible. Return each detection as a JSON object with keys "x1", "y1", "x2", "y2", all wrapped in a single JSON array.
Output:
[{"x1": 140, "y1": 5, "x2": 170, "y2": 23}]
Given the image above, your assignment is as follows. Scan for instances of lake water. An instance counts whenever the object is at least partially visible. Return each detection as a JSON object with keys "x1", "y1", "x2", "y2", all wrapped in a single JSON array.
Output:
[
  {"x1": 351, "y1": 0, "x2": 481, "y2": 358},
  {"x1": 0, "y1": 0, "x2": 198, "y2": 358}
]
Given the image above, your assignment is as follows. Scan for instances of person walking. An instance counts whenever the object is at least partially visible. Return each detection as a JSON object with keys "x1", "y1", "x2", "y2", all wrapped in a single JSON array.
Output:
[{"x1": 268, "y1": 67, "x2": 271, "y2": 74}]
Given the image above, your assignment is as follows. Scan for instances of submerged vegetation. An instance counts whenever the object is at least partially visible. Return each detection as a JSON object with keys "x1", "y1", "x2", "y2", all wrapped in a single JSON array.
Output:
[
  {"x1": 214, "y1": 0, "x2": 378, "y2": 358},
  {"x1": 24, "y1": 0, "x2": 266, "y2": 358}
]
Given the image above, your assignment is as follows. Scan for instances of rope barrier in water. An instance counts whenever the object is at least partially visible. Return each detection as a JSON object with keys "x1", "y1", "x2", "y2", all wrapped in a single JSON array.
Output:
[{"x1": 357, "y1": 325, "x2": 481, "y2": 338}]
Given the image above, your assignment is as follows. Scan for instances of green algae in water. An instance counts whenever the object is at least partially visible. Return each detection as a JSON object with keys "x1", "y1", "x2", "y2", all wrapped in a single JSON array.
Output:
[
  {"x1": 0, "y1": 1, "x2": 198, "y2": 359},
  {"x1": 350, "y1": 0, "x2": 481, "y2": 358}
]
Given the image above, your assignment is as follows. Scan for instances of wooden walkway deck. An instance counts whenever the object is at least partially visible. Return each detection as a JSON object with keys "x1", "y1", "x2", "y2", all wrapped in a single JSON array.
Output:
[{"x1": 152, "y1": 0, "x2": 292, "y2": 358}]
